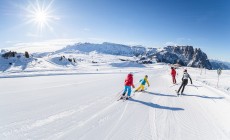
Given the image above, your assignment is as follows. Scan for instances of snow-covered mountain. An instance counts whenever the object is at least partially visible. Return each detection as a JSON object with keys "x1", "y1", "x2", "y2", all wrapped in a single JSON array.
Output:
[
  {"x1": 0, "y1": 49, "x2": 78, "y2": 72},
  {"x1": 0, "y1": 47, "x2": 144, "y2": 73},
  {"x1": 55, "y1": 42, "x2": 146, "y2": 57},
  {"x1": 149, "y1": 46, "x2": 212, "y2": 69},
  {"x1": 1, "y1": 42, "x2": 229, "y2": 72},
  {"x1": 54, "y1": 43, "x2": 215, "y2": 69}
]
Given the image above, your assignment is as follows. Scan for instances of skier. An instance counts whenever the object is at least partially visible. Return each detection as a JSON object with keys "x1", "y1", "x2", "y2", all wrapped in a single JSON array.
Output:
[
  {"x1": 171, "y1": 67, "x2": 177, "y2": 84},
  {"x1": 135, "y1": 75, "x2": 150, "y2": 92},
  {"x1": 121, "y1": 72, "x2": 135, "y2": 99},
  {"x1": 176, "y1": 69, "x2": 192, "y2": 96}
]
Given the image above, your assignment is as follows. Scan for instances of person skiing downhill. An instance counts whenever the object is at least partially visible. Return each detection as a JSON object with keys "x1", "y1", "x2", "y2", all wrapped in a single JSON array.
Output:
[
  {"x1": 176, "y1": 69, "x2": 192, "y2": 96},
  {"x1": 121, "y1": 72, "x2": 135, "y2": 99},
  {"x1": 171, "y1": 67, "x2": 177, "y2": 84},
  {"x1": 135, "y1": 75, "x2": 150, "y2": 92}
]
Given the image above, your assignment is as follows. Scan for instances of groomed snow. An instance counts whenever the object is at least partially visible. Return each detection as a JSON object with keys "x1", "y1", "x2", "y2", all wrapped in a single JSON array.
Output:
[{"x1": 1, "y1": 64, "x2": 230, "y2": 140}]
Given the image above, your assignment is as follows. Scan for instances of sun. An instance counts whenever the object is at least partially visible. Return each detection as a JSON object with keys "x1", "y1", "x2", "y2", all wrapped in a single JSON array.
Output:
[
  {"x1": 25, "y1": 0, "x2": 59, "y2": 32},
  {"x1": 34, "y1": 10, "x2": 47, "y2": 24},
  {"x1": 30, "y1": 9, "x2": 50, "y2": 30}
]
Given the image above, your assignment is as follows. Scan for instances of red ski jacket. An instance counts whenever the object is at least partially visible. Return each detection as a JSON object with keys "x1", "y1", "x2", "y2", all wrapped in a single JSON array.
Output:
[
  {"x1": 124, "y1": 74, "x2": 134, "y2": 87},
  {"x1": 171, "y1": 69, "x2": 176, "y2": 76}
]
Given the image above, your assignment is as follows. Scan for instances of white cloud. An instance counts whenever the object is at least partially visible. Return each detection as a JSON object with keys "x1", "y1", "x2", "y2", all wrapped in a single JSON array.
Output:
[
  {"x1": 4, "y1": 38, "x2": 111, "y2": 53},
  {"x1": 7, "y1": 38, "x2": 81, "y2": 53}
]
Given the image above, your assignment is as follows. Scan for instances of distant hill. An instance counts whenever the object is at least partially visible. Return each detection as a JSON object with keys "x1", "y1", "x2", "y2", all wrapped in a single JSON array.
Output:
[{"x1": 55, "y1": 42, "x2": 146, "y2": 57}]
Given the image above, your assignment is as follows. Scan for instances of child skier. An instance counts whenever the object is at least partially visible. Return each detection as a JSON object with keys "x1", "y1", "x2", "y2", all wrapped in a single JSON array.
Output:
[
  {"x1": 176, "y1": 69, "x2": 192, "y2": 96},
  {"x1": 121, "y1": 72, "x2": 135, "y2": 99},
  {"x1": 135, "y1": 75, "x2": 150, "y2": 92},
  {"x1": 171, "y1": 67, "x2": 177, "y2": 84}
]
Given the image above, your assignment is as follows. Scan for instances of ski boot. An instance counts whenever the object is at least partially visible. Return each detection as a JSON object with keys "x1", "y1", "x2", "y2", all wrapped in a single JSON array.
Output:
[
  {"x1": 120, "y1": 93, "x2": 126, "y2": 99},
  {"x1": 176, "y1": 90, "x2": 180, "y2": 96}
]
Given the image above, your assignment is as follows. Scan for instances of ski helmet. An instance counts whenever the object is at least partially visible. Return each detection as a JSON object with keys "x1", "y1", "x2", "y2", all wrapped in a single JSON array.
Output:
[
  {"x1": 145, "y1": 75, "x2": 148, "y2": 78},
  {"x1": 129, "y1": 72, "x2": 134, "y2": 75},
  {"x1": 184, "y1": 69, "x2": 187, "y2": 72}
]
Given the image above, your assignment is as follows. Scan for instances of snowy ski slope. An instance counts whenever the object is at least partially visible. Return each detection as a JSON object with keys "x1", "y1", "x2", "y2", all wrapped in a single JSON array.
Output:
[{"x1": 0, "y1": 65, "x2": 230, "y2": 140}]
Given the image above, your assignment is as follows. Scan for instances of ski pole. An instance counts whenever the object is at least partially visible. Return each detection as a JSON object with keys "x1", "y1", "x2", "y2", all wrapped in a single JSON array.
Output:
[{"x1": 188, "y1": 84, "x2": 198, "y2": 90}]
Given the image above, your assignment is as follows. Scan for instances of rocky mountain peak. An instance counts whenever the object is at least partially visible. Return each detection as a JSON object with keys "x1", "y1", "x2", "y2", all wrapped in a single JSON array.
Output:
[{"x1": 151, "y1": 45, "x2": 212, "y2": 69}]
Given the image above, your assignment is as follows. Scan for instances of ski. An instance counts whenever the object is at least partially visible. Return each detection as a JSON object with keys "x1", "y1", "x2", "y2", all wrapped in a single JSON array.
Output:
[
  {"x1": 175, "y1": 90, "x2": 180, "y2": 97},
  {"x1": 117, "y1": 96, "x2": 131, "y2": 101},
  {"x1": 117, "y1": 96, "x2": 123, "y2": 101},
  {"x1": 122, "y1": 96, "x2": 126, "y2": 102},
  {"x1": 117, "y1": 96, "x2": 127, "y2": 101}
]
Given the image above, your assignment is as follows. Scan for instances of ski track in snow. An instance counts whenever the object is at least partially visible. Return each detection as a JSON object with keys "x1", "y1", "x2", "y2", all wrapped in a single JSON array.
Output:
[
  {"x1": 0, "y1": 95, "x2": 112, "y2": 137},
  {"x1": 0, "y1": 76, "x2": 115, "y2": 95}
]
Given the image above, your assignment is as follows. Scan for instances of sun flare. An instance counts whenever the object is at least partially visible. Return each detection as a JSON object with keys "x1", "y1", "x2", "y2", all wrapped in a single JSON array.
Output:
[
  {"x1": 34, "y1": 11, "x2": 47, "y2": 24},
  {"x1": 26, "y1": 0, "x2": 59, "y2": 32}
]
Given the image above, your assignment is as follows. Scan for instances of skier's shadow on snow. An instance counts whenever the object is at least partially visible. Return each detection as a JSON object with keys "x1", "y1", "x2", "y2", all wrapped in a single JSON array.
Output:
[
  {"x1": 129, "y1": 98, "x2": 184, "y2": 111},
  {"x1": 145, "y1": 91, "x2": 177, "y2": 97},
  {"x1": 182, "y1": 94, "x2": 224, "y2": 100}
]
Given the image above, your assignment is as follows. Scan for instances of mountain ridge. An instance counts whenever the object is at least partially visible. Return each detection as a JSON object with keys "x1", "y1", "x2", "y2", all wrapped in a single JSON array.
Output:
[{"x1": 1, "y1": 42, "x2": 229, "y2": 71}]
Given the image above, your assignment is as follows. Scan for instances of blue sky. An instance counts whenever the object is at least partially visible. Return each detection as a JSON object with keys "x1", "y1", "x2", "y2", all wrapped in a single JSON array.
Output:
[{"x1": 0, "y1": 0, "x2": 229, "y2": 60}]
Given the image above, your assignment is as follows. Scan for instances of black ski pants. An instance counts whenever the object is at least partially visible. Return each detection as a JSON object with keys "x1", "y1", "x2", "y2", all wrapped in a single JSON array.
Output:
[{"x1": 178, "y1": 79, "x2": 188, "y2": 93}]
